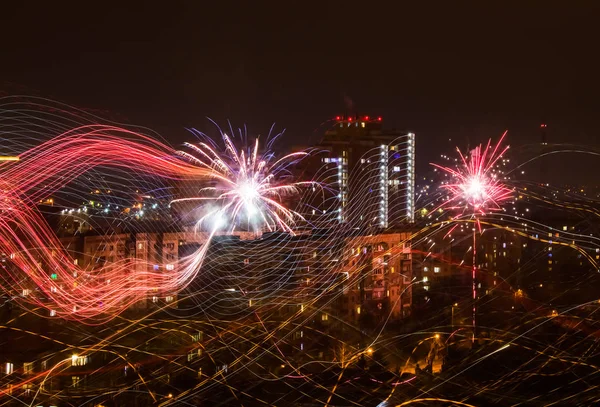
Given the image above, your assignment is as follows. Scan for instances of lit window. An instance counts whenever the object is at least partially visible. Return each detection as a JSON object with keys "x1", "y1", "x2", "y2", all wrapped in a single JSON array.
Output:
[
  {"x1": 187, "y1": 351, "x2": 197, "y2": 362},
  {"x1": 356, "y1": 306, "x2": 361, "y2": 314},
  {"x1": 152, "y1": 296, "x2": 158, "y2": 303},
  {"x1": 72, "y1": 376, "x2": 81, "y2": 388},
  {"x1": 50, "y1": 309, "x2": 56, "y2": 317},
  {"x1": 166, "y1": 264, "x2": 174, "y2": 271},
  {"x1": 71, "y1": 355, "x2": 89, "y2": 366},
  {"x1": 22, "y1": 289, "x2": 31, "y2": 296},
  {"x1": 321, "y1": 313, "x2": 328, "y2": 321},
  {"x1": 434, "y1": 266, "x2": 441, "y2": 273},
  {"x1": 23, "y1": 362, "x2": 34, "y2": 375},
  {"x1": 361, "y1": 122, "x2": 365, "y2": 128},
  {"x1": 138, "y1": 243, "x2": 143, "y2": 250},
  {"x1": 5, "y1": 362, "x2": 13, "y2": 375},
  {"x1": 423, "y1": 266, "x2": 429, "y2": 272},
  {"x1": 393, "y1": 166, "x2": 401, "y2": 172},
  {"x1": 563, "y1": 226, "x2": 567, "y2": 231},
  {"x1": 423, "y1": 285, "x2": 429, "y2": 291},
  {"x1": 423, "y1": 276, "x2": 428, "y2": 282},
  {"x1": 166, "y1": 296, "x2": 174, "y2": 303}
]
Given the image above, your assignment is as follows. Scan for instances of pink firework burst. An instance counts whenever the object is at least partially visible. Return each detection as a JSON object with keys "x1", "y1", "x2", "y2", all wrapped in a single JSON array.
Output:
[{"x1": 433, "y1": 131, "x2": 513, "y2": 217}]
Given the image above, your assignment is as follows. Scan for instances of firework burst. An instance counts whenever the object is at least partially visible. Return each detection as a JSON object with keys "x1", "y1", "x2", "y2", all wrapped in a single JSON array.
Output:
[
  {"x1": 173, "y1": 129, "x2": 314, "y2": 234},
  {"x1": 433, "y1": 131, "x2": 513, "y2": 218}
]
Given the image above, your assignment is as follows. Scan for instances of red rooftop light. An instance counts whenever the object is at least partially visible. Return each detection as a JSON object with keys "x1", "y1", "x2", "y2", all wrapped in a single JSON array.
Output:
[
  {"x1": 348, "y1": 117, "x2": 353, "y2": 122},
  {"x1": 364, "y1": 116, "x2": 369, "y2": 120},
  {"x1": 377, "y1": 116, "x2": 382, "y2": 121},
  {"x1": 336, "y1": 116, "x2": 341, "y2": 120},
  {"x1": 540, "y1": 123, "x2": 547, "y2": 128}
]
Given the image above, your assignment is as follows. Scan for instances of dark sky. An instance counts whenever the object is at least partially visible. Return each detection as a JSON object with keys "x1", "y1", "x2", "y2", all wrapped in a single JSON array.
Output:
[{"x1": 2, "y1": 2, "x2": 600, "y2": 181}]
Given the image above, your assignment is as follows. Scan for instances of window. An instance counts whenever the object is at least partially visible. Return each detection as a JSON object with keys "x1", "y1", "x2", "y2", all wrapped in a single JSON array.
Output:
[
  {"x1": 192, "y1": 331, "x2": 203, "y2": 342},
  {"x1": 434, "y1": 266, "x2": 441, "y2": 273},
  {"x1": 321, "y1": 313, "x2": 328, "y2": 321},
  {"x1": 393, "y1": 166, "x2": 401, "y2": 172},
  {"x1": 22, "y1": 289, "x2": 31, "y2": 296},
  {"x1": 423, "y1": 266, "x2": 429, "y2": 272},
  {"x1": 166, "y1": 296, "x2": 174, "y2": 303},
  {"x1": 166, "y1": 264, "x2": 174, "y2": 271},
  {"x1": 152, "y1": 296, "x2": 158, "y2": 303},
  {"x1": 71, "y1": 355, "x2": 89, "y2": 366},
  {"x1": 563, "y1": 226, "x2": 567, "y2": 231},
  {"x1": 23, "y1": 362, "x2": 34, "y2": 375},
  {"x1": 5, "y1": 362, "x2": 13, "y2": 375},
  {"x1": 422, "y1": 276, "x2": 428, "y2": 282},
  {"x1": 187, "y1": 351, "x2": 198, "y2": 362},
  {"x1": 50, "y1": 309, "x2": 56, "y2": 317},
  {"x1": 138, "y1": 243, "x2": 143, "y2": 250},
  {"x1": 72, "y1": 376, "x2": 81, "y2": 388}
]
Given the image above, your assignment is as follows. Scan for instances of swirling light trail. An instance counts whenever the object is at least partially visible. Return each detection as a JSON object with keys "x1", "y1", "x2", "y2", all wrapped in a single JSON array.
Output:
[{"x1": 0, "y1": 126, "x2": 212, "y2": 322}]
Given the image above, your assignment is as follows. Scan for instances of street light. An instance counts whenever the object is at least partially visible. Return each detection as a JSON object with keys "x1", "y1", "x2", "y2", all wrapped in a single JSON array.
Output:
[{"x1": 451, "y1": 303, "x2": 458, "y2": 329}]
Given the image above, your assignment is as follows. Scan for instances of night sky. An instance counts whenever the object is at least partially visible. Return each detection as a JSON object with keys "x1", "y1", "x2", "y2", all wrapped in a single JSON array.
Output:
[{"x1": 2, "y1": 2, "x2": 600, "y2": 181}]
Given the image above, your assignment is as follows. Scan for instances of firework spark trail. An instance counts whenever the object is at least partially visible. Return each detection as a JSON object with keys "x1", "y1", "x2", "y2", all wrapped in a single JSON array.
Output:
[{"x1": 431, "y1": 132, "x2": 513, "y2": 342}]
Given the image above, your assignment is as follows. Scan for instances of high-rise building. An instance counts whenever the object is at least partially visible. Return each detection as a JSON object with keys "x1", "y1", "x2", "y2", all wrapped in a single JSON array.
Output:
[{"x1": 309, "y1": 115, "x2": 415, "y2": 229}]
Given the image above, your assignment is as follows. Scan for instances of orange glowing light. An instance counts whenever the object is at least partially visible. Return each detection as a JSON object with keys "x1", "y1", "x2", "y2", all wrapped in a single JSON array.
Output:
[{"x1": 0, "y1": 156, "x2": 19, "y2": 161}]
